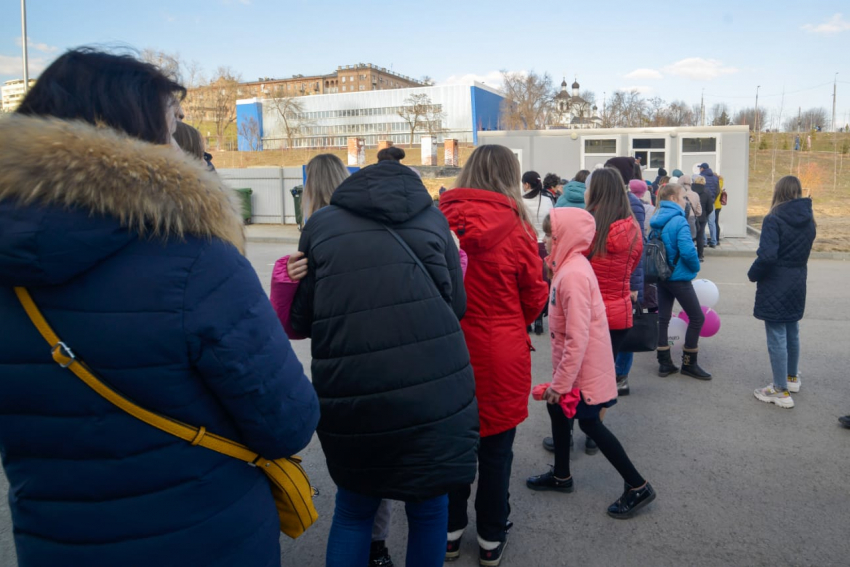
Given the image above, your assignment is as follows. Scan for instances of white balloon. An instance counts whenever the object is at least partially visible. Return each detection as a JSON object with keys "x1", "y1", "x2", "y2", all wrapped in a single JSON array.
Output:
[
  {"x1": 667, "y1": 317, "x2": 688, "y2": 350},
  {"x1": 692, "y1": 279, "x2": 720, "y2": 308}
]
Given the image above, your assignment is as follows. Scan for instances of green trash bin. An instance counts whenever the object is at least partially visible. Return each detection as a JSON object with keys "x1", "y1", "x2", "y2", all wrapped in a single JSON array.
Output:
[
  {"x1": 291, "y1": 185, "x2": 304, "y2": 230},
  {"x1": 234, "y1": 188, "x2": 253, "y2": 225}
]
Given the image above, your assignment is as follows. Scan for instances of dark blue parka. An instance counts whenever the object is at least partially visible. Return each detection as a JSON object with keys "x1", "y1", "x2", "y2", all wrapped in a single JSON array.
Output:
[
  {"x1": 0, "y1": 116, "x2": 319, "y2": 567},
  {"x1": 748, "y1": 199, "x2": 816, "y2": 322}
]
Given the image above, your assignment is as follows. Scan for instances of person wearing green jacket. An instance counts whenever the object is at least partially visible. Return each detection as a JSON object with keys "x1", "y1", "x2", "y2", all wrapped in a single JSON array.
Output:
[{"x1": 555, "y1": 170, "x2": 590, "y2": 209}]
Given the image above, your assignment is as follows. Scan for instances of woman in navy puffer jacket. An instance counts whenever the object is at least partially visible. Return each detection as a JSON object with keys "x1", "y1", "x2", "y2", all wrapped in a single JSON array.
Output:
[{"x1": 0, "y1": 49, "x2": 319, "y2": 567}]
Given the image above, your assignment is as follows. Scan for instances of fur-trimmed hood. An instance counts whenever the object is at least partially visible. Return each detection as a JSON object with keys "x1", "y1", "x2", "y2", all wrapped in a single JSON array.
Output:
[{"x1": 0, "y1": 115, "x2": 245, "y2": 286}]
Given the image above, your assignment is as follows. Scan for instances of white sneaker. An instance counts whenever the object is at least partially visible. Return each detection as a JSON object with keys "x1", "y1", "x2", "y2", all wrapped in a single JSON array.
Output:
[
  {"x1": 754, "y1": 385, "x2": 794, "y2": 408},
  {"x1": 787, "y1": 375, "x2": 801, "y2": 393}
]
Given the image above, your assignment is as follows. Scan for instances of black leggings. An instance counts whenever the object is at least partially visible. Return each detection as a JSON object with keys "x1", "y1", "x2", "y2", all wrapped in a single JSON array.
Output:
[
  {"x1": 609, "y1": 328, "x2": 629, "y2": 360},
  {"x1": 657, "y1": 280, "x2": 705, "y2": 350},
  {"x1": 547, "y1": 403, "x2": 645, "y2": 488},
  {"x1": 695, "y1": 218, "x2": 706, "y2": 258}
]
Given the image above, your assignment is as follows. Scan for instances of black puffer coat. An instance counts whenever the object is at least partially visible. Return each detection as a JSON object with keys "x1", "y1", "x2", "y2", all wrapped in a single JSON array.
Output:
[
  {"x1": 692, "y1": 183, "x2": 714, "y2": 221},
  {"x1": 291, "y1": 161, "x2": 479, "y2": 501},
  {"x1": 748, "y1": 198, "x2": 816, "y2": 322}
]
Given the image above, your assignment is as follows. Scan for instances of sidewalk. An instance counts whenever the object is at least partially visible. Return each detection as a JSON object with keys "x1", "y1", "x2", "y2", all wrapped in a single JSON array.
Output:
[{"x1": 245, "y1": 224, "x2": 302, "y2": 244}]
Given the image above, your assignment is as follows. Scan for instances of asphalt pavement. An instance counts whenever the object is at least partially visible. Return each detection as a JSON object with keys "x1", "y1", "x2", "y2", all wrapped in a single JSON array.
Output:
[{"x1": 2, "y1": 243, "x2": 849, "y2": 567}]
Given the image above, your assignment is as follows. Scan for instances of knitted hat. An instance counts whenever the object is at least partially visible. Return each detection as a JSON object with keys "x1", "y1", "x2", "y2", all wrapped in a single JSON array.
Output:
[
  {"x1": 628, "y1": 179, "x2": 648, "y2": 198},
  {"x1": 668, "y1": 176, "x2": 679, "y2": 184},
  {"x1": 671, "y1": 169, "x2": 684, "y2": 178},
  {"x1": 604, "y1": 157, "x2": 635, "y2": 184},
  {"x1": 658, "y1": 168, "x2": 668, "y2": 177}
]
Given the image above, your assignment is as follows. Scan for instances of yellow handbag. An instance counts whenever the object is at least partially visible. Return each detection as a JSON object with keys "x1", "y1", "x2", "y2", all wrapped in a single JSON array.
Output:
[{"x1": 14, "y1": 287, "x2": 319, "y2": 539}]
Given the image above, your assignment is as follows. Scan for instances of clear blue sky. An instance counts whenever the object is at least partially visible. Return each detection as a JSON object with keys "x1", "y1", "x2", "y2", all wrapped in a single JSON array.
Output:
[{"x1": 2, "y1": 0, "x2": 850, "y2": 126}]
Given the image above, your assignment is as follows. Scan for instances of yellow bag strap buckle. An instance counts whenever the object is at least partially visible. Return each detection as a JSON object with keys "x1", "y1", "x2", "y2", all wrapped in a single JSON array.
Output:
[{"x1": 51, "y1": 342, "x2": 76, "y2": 368}]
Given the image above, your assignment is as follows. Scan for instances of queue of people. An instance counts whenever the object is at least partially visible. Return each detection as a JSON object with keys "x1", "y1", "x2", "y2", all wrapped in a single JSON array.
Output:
[{"x1": 0, "y1": 47, "x2": 838, "y2": 567}]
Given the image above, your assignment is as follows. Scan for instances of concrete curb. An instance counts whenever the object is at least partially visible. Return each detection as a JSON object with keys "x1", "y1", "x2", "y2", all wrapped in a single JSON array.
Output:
[{"x1": 246, "y1": 236, "x2": 301, "y2": 244}]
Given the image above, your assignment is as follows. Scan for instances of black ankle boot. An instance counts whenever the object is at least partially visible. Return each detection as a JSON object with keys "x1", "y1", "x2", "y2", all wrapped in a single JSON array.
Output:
[
  {"x1": 656, "y1": 348, "x2": 679, "y2": 377},
  {"x1": 681, "y1": 349, "x2": 712, "y2": 380},
  {"x1": 607, "y1": 482, "x2": 656, "y2": 519},
  {"x1": 533, "y1": 316, "x2": 544, "y2": 335},
  {"x1": 369, "y1": 540, "x2": 394, "y2": 567}
]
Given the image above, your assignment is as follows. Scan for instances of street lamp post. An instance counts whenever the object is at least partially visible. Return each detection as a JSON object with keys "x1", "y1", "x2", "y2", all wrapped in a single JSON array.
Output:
[
  {"x1": 21, "y1": 0, "x2": 29, "y2": 95},
  {"x1": 754, "y1": 85, "x2": 760, "y2": 142}
]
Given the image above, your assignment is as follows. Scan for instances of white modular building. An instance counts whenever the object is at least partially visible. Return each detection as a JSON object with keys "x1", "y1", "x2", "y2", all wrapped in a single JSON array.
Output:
[
  {"x1": 479, "y1": 126, "x2": 750, "y2": 237},
  {"x1": 236, "y1": 82, "x2": 505, "y2": 150}
]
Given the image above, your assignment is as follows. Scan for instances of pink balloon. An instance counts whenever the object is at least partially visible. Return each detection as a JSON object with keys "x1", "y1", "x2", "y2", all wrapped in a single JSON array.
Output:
[
  {"x1": 678, "y1": 308, "x2": 721, "y2": 337},
  {"x1": 700, "y1": 308, "x2": 721, "y2": 338}
]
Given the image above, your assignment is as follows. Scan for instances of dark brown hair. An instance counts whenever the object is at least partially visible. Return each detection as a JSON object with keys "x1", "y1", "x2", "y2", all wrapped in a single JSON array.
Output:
[
  {"x1": 543, "y1": 173, "x2": 561, "y2": 190},
  {"x1": 16, "y1": 48, "x2": 186, "y2": 145},
  {"x1": 377, "y1": 146, "x2": 405, "y2": 162},
  {"x1": 542, "y1": 213, "x2": 552, "y2": 236},
  {"x1": 173, "y1": 122, "x2": 204, "y2": 160},
  {"x1": 585, "y1": 168, "x2": 636, "y2": 258},
  {"x1": 770, "y1": 175, "x2": 803, "y2": 213},
  {"x1": 574, "y1": 170, "x2": 590, "y2": 183}
]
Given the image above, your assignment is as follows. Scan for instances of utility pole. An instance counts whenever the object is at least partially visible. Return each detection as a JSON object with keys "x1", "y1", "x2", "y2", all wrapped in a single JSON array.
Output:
[
  {"x1": 832, "y1": 73, "x2": 838, "y2": 132},
  {"x1": 21, "y1": 0, "x2": 29, "y2": 95},
  {"x1": 754, "y1": 85, "x2": 761, "y2": 141},
  {"x1": 700, "y1": 89, "x2": 705, "y2": 126}
]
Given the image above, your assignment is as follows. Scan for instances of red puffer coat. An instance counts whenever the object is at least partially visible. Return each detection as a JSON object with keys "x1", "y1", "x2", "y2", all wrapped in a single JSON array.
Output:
[
  {"x1": 587, "y1": 217, "x2": 643, "y2": 330},
  {"x1": 441, "y1": 189, "x2": 548, "y2": 437}
]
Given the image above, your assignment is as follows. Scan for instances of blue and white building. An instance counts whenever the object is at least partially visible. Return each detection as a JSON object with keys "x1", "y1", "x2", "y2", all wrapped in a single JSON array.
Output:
[{"x1": 236, "y1": 82, "x2": 504, "y2": 151}]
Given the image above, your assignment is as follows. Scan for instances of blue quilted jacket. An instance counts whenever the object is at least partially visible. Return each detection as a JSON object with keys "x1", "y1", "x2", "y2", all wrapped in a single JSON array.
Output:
[
  {"x1": 0, "y1": 116, "x2": 320, "y2": 567},
  {"x1": 649, "y1": 201, "x2": 701, "y2": 282},
  {"x1": 748, "y1": 199, "x2": 816, "y2": 322},
  {"x1": 628, "y1": 192, "x2": 646, "y2": 299}
]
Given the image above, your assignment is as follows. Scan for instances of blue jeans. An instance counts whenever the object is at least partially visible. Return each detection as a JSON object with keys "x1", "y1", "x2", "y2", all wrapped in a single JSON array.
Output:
[
  {"x1": 707, "y1": 211, "x2": 717, "y2": 245},
  {"x1": 327, "y1": 487, "x2": 448, "y2": 567},
  {"x1": 765, "y1": 321, "x2": 800, "y2": 391},
  {"x1": 615, "y1": 352, "x2": 633, "y2": 377}
]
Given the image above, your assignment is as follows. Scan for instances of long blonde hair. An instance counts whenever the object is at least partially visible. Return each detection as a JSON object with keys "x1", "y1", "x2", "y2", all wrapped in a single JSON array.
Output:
[
  {"x1": 770, "y1": 175, "x2": 803, "y2": 214},
  {"x1": 303, "y1": 154, "x2": 349, "y2": 219},
  {"x1": 453, "y1": 145, "x2": 534, "y2": 235},
  {"x1": 173, "y1": 122, "x2": 204, "y2": 160}
]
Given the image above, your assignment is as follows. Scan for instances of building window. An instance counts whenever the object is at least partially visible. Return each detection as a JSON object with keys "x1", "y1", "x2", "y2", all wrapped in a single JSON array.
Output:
[
  {"x1": 359, "y1": 85, "x2": 365, "y2": 91},
  {"x1": 342, "y1": 77, "x2": 346, "y2": 83},
  {"x1": 585, "y1": 139, "x2": 616, "y2": 154},
  {"x1": 342, "y1": 86, "x2": 346, "y2": 92},
  {"x1": 632, "y1": 138, "x2": 666, "y2": 169},
  {"x1": 682, "y1": 137, "x2": 717, "y2": 153}
]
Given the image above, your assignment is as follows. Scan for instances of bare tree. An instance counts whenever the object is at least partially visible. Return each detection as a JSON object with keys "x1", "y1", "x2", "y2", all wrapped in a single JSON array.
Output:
[
  {"x1": 181, "y1": 60, "x2": 207, "y2": 128},
  {"x1": 238, "y1": 116, "x2": 262, "y2": 152},
  {"x1": 199, "y1": 66, "x2": 241, "y2": 150},
  {"x1": 421, "y1": 75, "x2": 435, "y2": 86},
  {"x1": 499, "y1": 70, "x2": 554, "y2": 130},
  {"x1": 665, "y1": 100, "x2": 695, "y2": 126},
  {"x1": 734, "y1": 107, "x2": 769, "y2": 131},
  {"x1": 265, "y1": 87, "x2": 312, "y2": 150},
  {"x1": 397, "y1": 93, "x2": 433, "y2": 146},
  {"x1": 646, "y1": 97, "x2": 668, "y2": 126},
  {"x1": 710, "y1": 103, "x2": 731, "y2": 126},
  {"x1": 424, "y1": 102, "x2": 446, "y2": 137},
  {"x1": 605, "y1": 90, "x2": 646, "y2": 128},
  {"x1": 140, "y1": 49, "x2": 182, "y2": 81}
]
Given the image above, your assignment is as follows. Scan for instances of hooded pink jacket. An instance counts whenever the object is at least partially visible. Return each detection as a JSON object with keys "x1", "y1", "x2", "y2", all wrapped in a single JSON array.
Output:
[{"x1": 548, "y1": 208, "x2": 618, "y2": 406}]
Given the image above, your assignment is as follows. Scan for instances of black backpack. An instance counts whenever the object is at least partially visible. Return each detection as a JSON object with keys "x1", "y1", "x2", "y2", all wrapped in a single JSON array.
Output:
[{"x1": 643, "y1": 229, "x2": 673, "y2": 283}]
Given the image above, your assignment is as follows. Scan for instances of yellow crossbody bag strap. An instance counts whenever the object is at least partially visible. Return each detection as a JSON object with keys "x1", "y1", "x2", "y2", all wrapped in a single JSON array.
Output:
[{"x1": 14, "y1": 286, "x2": 260, "y2": 465}]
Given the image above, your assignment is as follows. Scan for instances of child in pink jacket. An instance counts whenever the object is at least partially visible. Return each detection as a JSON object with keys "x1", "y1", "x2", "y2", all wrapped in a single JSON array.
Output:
[{"x1": 525, "y1": 208, "x2": 656, "y2": 519}]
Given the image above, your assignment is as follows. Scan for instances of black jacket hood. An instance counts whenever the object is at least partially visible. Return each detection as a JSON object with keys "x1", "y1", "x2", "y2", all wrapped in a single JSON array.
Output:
[
  {"x1": 773, "y1": 198, "x2": 814, "y2": 228},
  {"x1": 330, "y1": 161, "x2": 434, "y2": 224}
]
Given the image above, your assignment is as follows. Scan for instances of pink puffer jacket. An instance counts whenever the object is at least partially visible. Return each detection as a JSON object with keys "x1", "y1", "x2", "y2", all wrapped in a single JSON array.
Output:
[{"x1": 548, "y1": 208, "x2": 618, "y2": 406}]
